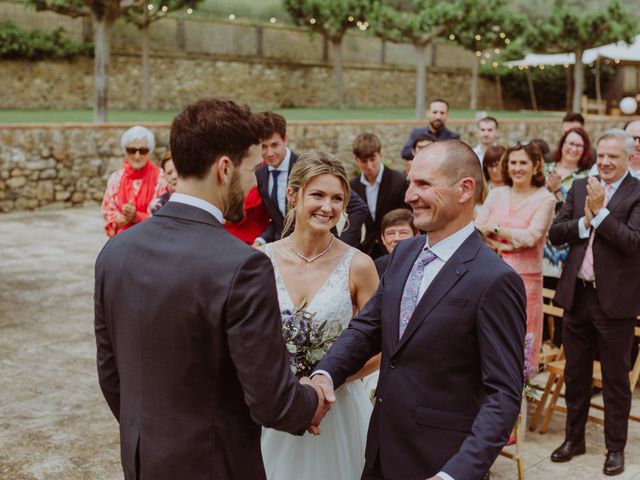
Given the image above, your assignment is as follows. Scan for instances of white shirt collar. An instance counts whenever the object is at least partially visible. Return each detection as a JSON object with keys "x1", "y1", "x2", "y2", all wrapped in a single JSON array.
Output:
[
  {"x1": 424, "y1": 222, "x2": 475, "y2": 262},
  {"x1": 168, "y1": 192, "x2": 224, "y2": 223},
  {"x1": 360, "y1": 163, "x2": 384, "y2": 187},
  {"x1": 601, "y1": 171, "x2": 628, "y2": 192},
  {"x1": 267, "y1": 148, "x2": 291, "y2": 173}
]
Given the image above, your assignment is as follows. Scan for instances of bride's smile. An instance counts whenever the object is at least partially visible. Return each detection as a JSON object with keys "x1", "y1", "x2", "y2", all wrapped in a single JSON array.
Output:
[{"x1": 294, "y1": 173, "x2": 346, "y2": 230}]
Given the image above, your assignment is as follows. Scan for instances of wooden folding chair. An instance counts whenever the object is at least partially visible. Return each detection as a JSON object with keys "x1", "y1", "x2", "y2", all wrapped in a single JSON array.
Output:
[
  {"x1": 500, "y1": 397, "x2": 527, "y2": 480},
  {"x1": 532, "y1": 326, "x2": 640, "y2": 434}
]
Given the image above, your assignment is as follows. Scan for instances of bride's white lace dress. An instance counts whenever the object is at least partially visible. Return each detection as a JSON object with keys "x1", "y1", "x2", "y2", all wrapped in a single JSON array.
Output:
[{"x1": 261, "y1": 244, "x2": 373, "y2": 480}]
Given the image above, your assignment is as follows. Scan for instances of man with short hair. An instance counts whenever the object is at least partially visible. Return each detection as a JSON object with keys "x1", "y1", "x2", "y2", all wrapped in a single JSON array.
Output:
[
  {"x1": 624, "y1": 120, "x2": 640, "y2": 178},
  {"x1": 472, "y1": 116, "x2": 500, "y2": 163},
  {"x1": 562, "y1": 112, "x2": 585, "y2": 133},
  {"x1": 253, "y1": 112, "x2": 368, "y2": 247},
  {"x1": 549, "y1": 129, "x2": 640, "y2": 476},
  {"x1": 374, "y1": 208, "x2": 418, "y2": 278},
  {"x1": 350, "y1": 133, "x2": 409, "y2": 258},
  {"x1": 314, "y1": 140, "x2": 526, "y2": 480},
  {"x1": 401, "y1": 99, "x2": 461, "y2": 160},
  {"x1": 95, "y1": 98, "x2": 329, "y2": 480},
  {"x1": 403, "y1": 133, "x2": 436, "y2": 174}
]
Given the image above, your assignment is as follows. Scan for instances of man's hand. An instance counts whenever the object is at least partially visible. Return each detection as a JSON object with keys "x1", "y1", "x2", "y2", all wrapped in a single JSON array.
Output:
[
  {"x1": 251, "y1": 240, "x2": 262, "y2": 249},
  {"x1": 425, "y1": 476, "x2": 444, "y2": 480},
  {"x1": 300, "y1": 375, "x2": 336, "y2": 435},
  {"x1": 586, "y1": 177, "x2": 605, "y2": 215},
  {"x1": 584, "y1": 196, "x2": 594, "y2": 230}
]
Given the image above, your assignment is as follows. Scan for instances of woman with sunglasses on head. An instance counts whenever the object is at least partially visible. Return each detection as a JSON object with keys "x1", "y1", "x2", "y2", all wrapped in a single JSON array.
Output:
[
  {"x1": 101, "y1": 126, "x2": 169, "y2": 237},
  {"x1": 475, "y1": 143, "x2": 555, "y2": 377}
]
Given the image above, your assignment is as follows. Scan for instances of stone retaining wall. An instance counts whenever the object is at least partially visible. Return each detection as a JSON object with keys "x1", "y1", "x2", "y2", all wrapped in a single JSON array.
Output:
[
  {"x1": 1, "y1": 55, "x2": 506, "y2": 110},
  {"x1": 0, "y1": 117, "x2": 631, "y2": 213}
]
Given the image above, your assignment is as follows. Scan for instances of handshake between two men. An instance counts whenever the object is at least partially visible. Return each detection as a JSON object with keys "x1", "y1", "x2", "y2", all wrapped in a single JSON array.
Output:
[{"x1": 300, "y1": 375, "x2": 336, "y2": 435}]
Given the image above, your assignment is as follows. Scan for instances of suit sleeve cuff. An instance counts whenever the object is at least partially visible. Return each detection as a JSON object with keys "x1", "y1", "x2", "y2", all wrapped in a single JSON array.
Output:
[
  {"x1": 310, "y1": 370, "x2": 334, "y2": 390},
  {"x1": 578, "y1": 217, "x2": 590, "y2": 239},
  {"x1": 437, "y1": 471, "x2": 455, "y2": 480},
  {"x1": 590, "y1": 208, "x2": 610, "y2": 229}
]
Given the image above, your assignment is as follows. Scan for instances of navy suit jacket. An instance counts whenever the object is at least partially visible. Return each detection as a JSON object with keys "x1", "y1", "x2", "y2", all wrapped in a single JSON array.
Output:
[
  {"x1": 316, "y1": 231, "x2": 526, "y2": 479},
  {"x1": 256, "y1": 152, "x2": 369, "y2": 246},
  {"x1": 95, "y1": 202, "x2": 317, "y2": 479},
  {"x1": 549, "y1": 174, "x2": 640, "y2": 318},
  {"x1": 401, "y1": 126, "x2": 461, "y2": 160}
]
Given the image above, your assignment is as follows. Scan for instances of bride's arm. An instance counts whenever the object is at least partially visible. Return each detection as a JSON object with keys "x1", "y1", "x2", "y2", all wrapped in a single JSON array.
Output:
[{"x1": 346, "y1": 251, "x2": 381, "y2": 382}]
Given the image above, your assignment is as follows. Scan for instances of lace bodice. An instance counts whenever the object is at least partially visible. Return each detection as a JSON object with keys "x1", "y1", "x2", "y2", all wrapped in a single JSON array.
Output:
[{"x1": 264, "y1": 244, "x2": 355, "y2": 336}]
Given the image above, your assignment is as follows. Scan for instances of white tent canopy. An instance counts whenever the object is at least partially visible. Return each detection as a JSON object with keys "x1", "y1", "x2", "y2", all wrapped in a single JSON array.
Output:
[{"x1": 505, "y1": 34, "x2": 640, "y2": 67}]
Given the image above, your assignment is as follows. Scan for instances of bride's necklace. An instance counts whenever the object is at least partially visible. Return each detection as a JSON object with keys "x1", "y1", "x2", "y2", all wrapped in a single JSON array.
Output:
[{"x1": 290, "y1": 235, "x2": 335, "y2": 263}]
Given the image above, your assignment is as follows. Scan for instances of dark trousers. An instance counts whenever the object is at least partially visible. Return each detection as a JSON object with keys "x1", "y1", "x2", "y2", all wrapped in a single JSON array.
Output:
[
  {"x1": 361, "y1": 453, "x2": 384, "y2": 480},
  {"x1": 562, "y1": 281, "x2": 636, "y2": 451}
]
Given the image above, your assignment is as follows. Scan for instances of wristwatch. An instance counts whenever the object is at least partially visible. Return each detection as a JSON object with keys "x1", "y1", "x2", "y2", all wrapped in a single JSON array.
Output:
[{"x1": 493, "y1": 225, "x2": 501, "y2": 234}]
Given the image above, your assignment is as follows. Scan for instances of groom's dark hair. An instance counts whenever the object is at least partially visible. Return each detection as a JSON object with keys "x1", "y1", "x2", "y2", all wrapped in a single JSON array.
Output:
[{"x1": 170, "y1": 97, "x2": 261, "y2": 179}]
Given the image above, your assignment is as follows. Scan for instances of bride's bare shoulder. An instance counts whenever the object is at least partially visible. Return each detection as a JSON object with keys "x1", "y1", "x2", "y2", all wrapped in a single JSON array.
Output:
[{"x1": 349, "y1": 248, "x2": 377, "y2": 278}]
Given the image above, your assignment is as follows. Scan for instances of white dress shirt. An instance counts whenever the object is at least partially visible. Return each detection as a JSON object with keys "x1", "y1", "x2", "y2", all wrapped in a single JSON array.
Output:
[
  {"x1": 472, "y1": 144, "x2": 485, "y2": 164},
  {"x1": 168, "y1": 192, "x2": 224, "y2": 223},
  {"x1": 360, "y1": 164, "x2": 384, "y2": 220},
  {"x1": 267, "y1": 149, "x2": 291, "y2": 217},
  {"x1": 417, "y1": 222, "x2": 475, "y2": 302},
  {"x1": 577, "y1": 172, "x2": 628, "y2": 239}
]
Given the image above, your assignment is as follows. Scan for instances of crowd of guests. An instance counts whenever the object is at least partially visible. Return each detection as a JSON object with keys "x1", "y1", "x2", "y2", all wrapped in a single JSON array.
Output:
[{"x1": 100, "y1": 100, "x2": 640, "y2": 477}]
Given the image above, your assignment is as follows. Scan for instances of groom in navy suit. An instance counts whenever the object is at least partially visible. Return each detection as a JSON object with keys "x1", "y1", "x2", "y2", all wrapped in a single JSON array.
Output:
[{"x1": 314, "y1": 141, "x2": 527, "y2": 480}]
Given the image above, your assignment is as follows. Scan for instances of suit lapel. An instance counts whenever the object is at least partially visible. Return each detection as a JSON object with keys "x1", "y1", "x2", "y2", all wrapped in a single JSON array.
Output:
[
  {"x1": 392, "y1": 232, "x2": 482, "y2": 355},
  {"x1": 605, "y1": 174, "x2": 634, "y2": 213},
  {"x1": 375, "y1": 168, "x2": 391, "y2": 223}
]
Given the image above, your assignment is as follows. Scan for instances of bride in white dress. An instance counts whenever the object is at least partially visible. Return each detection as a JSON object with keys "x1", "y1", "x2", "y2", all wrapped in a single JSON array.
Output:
[{"x1": 260, "y1": 151, "x2": 380, "y2": 480}]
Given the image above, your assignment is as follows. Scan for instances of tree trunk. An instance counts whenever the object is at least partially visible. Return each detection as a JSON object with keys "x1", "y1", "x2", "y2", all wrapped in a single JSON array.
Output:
[
  {"x1": 415, "y1": 43, "x2": 427, "y2": 120},
  {"x1": 572, "y1": 49, "x2": 584, "y2": 113},
  {"x1": 470, "y1": 57, "x2": 479, "y2": 110},
  {"x1": 595, "y1": 58, "x2": 602, "y2": 105},
  {"x1": 141, "y1": 24, "x2": 150, "y2": 110},
  {"x1": 93, "y1": 17, "x2": 111, "y2": 123},
  {"x1": 496, "y1": 74, "x2": 504, "y2": 111},
  {"x1": 526, "y1": 69, "x2": 538, "y2": 111},
  {"x1": 331, "y1": 38, "x2": 344, "y2": 109},
  {"x1": 565, "y1": 65, "x2": 572, "y2": 111}
]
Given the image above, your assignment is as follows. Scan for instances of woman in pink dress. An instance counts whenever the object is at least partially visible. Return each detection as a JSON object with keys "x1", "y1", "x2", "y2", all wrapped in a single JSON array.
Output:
[{"x1": 475, "y1": 143, "x2": 555, "y2": 378}]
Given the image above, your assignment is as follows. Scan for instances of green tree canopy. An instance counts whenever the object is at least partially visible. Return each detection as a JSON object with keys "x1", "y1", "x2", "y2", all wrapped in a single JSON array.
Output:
[
  {"x1": 283, "y1": 0, "x2": 374, "y2": 108},
  {"x1": 527, "y1": 0, "x2": 638, "y2": 112}
]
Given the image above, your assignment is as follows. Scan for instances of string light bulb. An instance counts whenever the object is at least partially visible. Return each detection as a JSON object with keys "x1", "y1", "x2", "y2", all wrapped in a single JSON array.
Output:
[
  {"x1": 147, "y1": 4, "x2": 153, "y2": 10},
  {"x1": 309, "y1": 17, "x2": 316, "y2": 24},
  {"x1": 161, "y1": 5, "x2": 168, "y2": 12},
  {"x1": 449, "y1": 34, "x2": 455, "y2": 40},
  {"x1": 475, "y1": 51, "x2": 482, "y2": 57},
  {"x1": 186, "y1": 7, "x2": 192, "y2": 14},
  {"x1": 270, "y1": 17, "x2": 276, "y2": 23},
  {"x1": 348, "y1": 16, "x2": 354, "y2": 22},
  {"x1": 229, "y1": 14, "x2": 235, "y2": 20},
  {"x1": 474, "y1": 34, "x2": 481, "y2": 41}
]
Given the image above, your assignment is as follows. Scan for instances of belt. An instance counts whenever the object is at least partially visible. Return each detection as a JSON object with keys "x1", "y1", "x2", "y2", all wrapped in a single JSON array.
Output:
[{"x1": 577, "y1": 278, "x2": 596, "y2": 289}]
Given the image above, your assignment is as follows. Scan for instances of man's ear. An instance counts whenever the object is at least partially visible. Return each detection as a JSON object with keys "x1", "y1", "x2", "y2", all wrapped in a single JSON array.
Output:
[
  {"x1": 216, "y1": 156, "x2": 233, "y2": 185},
  {"x1": 283, "y1": 134, "x2": 289, "y2": 146},
  {"x1": 459, "y1": 177, "x2": 475, "y2": 203}
]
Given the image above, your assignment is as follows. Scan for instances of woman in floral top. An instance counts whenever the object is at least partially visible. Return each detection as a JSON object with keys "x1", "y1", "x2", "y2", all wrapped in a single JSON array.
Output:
[
  {"x1": 101, "y1": 126, "x2": 168, "y2": 237},
  {"x1": 543, "y1": 127, "x2": 593, "y2": 344}
]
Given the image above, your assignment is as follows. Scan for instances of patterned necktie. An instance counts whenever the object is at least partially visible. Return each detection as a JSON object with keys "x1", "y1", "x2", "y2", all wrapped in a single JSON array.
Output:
[
  {"x1": 270, "y1": 170, "x2": 282, "y2": 215},
  {"x1": 578, "y1": 184, "x2": 613, "y2": 282},
  {"x1": 399, "y1": 247, "x2": 438, "y2": 338}
]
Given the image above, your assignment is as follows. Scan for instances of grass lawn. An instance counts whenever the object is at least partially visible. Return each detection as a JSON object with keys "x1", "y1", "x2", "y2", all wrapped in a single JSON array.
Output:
[{"x1": 0, "y1": 107, "x2": 560, "y2": 124}]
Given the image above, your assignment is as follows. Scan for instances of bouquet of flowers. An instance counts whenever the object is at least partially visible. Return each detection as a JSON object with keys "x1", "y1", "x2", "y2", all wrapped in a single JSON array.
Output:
[{"x1": 281, "y1": 301, "x2": 343, "y2": 378}]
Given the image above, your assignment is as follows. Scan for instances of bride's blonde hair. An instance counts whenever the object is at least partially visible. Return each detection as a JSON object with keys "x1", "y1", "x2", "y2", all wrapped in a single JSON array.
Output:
[{"x1": 282, "y1": 151, "x2": 351, "y2": 238}]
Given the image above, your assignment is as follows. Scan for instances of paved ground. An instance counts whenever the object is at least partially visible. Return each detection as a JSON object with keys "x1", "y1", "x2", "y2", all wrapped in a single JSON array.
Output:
[{"x1": 1, "y1": 206, "x2": 639, "y2": 479}]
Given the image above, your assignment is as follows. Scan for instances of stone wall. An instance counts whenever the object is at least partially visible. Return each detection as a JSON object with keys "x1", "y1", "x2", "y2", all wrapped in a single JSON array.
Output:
[
  {"x1": 0, "y1": 55, "x2": 506, "y2": 110},
  {"x1": 0, "y1": 117, "x2": 632, "y2": 213}
]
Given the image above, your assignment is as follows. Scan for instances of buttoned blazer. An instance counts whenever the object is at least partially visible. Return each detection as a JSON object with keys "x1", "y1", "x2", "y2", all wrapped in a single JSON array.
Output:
[
  {"x1": 95, "y1": 202, "x2": 317, "y2": 480},
  {"x1": 549, "y1": 175, "x2": 640, "y2": 318},
  {"x1": 350, "y1": 166, "x2": 409, "y2": 258},
  {"x1": 316, "y1": 232, "x2": 526, "y2": 479}
]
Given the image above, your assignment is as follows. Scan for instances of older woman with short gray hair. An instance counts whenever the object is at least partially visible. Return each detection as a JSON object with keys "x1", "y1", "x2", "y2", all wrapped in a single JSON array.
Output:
[{"x1": 101, "y1": 125, "x2": 168, "y2": 237}]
